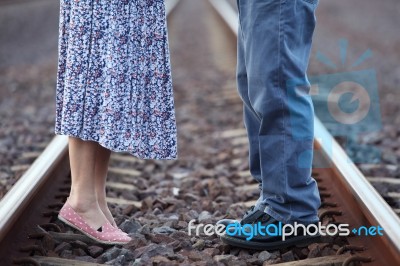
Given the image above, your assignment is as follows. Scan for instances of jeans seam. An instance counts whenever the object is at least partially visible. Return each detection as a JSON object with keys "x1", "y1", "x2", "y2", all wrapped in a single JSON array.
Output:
[
  {"x1": 278, "y1": 0, "x2": 292, "y2": 221},
  {"x1": 237, "y1": 7, "x2": 262, "y2": 123},
  {"x1": 237, "y1": 0, "x2": 245, "y2": 43}
]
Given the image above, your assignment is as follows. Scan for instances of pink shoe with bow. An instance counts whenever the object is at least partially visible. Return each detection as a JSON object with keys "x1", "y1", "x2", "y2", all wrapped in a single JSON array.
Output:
[{"x1": 58, "y1": 202, "x2": 131, "y2": 245}]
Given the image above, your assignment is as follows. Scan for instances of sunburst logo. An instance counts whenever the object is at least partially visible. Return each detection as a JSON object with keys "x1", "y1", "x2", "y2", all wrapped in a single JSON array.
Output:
[
  {"x1": 287, "y1": 38, "x2": 382, "y2": 165},
  {"x1": 314, "y1": 39, "x2": 375, "y2": 125},
  {"x1": 316, "y1": 39, "x2": 373, "y2": 70}
]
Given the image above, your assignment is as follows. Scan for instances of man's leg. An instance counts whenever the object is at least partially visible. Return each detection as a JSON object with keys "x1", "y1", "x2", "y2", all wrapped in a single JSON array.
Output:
[
  {"x1": 237, "y1": 20, "x2": 262, "y2": 187},
  {"x1": 215, "y1": 9, "x2": 268, "y2": 229},
  {"x1": 238, "y1": 0, "x2": 321, "y2": 224},
  {"x1": 237, "y1": 11, "x2": 270, "y2": 211}
]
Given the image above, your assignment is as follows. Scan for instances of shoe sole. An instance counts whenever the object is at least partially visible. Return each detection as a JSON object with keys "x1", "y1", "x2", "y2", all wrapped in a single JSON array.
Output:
[
  {"x1": 220, "y1": 233, "x2": 321, "y2": 250},
  {"x1": 58, "y1": 215, "x2": 129, "y2": 245}
]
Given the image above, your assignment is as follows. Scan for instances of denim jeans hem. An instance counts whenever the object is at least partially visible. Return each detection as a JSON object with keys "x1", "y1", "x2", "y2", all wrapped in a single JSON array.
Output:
[{"x1": 263, "y1": 205, "x2": 319, "y2": 225}]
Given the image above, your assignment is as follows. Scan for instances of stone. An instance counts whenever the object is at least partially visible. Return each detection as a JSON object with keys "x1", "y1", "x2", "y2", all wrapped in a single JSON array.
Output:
[
  {"x1": 321, "y1": 246, "x2": 336, "y2": 256},
  {"x1": 180, "y1": 212, "x2": 195, "y2": 223},
  {"x1": 183, "y1": 193, "x2": 200, "y2": 202},
  {"x1": 383, "y1": 150, "x2": 398, "y2": 164},
  {"x1": 71, "y1": 240, "x2": 88, "y2": 250},
  {"x1": 246, "y1": 257, "x2": 260, "y2": 265},
  {"x1": 138, "y1": 224, "x2": 151, "y2": 235},
  {"x1": 179, "y1": 239, "x2": 193, "y2": 250},
  {"x1": 129, "y1": 232, "x2": 147, "y2": 245},
  {"x1": 192, "y1": 239, "x2": 205, "y2": 250},
  {"x1": 164, "y1": 219, "x2": 178, "y2": 229},
  {"x1": 59, "y1": 249, "x2": 73, "y2": 259},
  {"x1": 307, "y1": 243, "x2": 321, "y2": 258},
  {"x1": 151, "y1": 255, "x2": 172, "y2": 265},
  {"x1": 168, "y1": 214, "x2": 180, "y2": 221},
  {"x1": 188, "y1": 250, "x2": 203, "y2": 261},
  {"x1": 153, "y1": 226, "x2": 176, "y2": 235},
  {"x1": 130, "y1": 258, "x2": 146, "y2": 266},
  {"x1": 167, "y1": 253, "x2": 185, "y2": 263},
  {"x1": 120, "y1": 219, "x2": 142, "y2": 234},
  {"x1": 88, "y1": 246, "x2": 104, "y2": 258},
  {"x1": 72, "y1": 248, "x2": 87, "y2": 256},
  {"x1": 123, "y1": 205, "x2": 140, "y2": 216},
  {"x1": 150, "y1": 233, "x2": 175, "y2": 244},
  {"x1": 281, "y1": 250, "x2": 295, "y2": 262},
  {"x1": 54, "y1": 242, "x2": 72, "y2": 254},
  {"x1": 270, "y1": 251, "x2": 280, "y2": 259},
  {"x1": 213, "y1": 255, "x2": 235, "y2": 265},
  {"x1": 258, "y1": 250, "x2": 272, "y2": 261},
  {"x1": 293, "y1": 247, "x2": 308, "y2": 259},
  {"x1": 170, "y1": 231, "x2": 190, "y2": 241},
  {"x1": 175, "y1": 221, "x2": 188, "y2": 229},
  {"x1": 169, "y1": 240, "x2": 182, "y2": 252},
  {"x1": 188, "y1": 210, "x2": 199, "y2": 220},
  {"x1": 238, "y1": 249, "x2": 251, "y2": 259},
  {"x1": 204, "y1": 239, "x2": 213, "y2": 248},
  {"x1": 99, "y1": 246, "x2": 121, "y2": 263},
  {"x1": 152, "y1": 208, "x2": 162, "y2": 215},
  {"x1": 198, "y1": 211, "x2": 212, "y2": 223},
  {"x1": 232, "y1": 260, "x2": 247, "y2": 266},
  {"x1": 105, "y1": 254, "x2": 126, "y2": 266},
  {"x1": 229, "y1": 248, "x2": 240, "y2": 256},
  {"x1": 120, "y1": 248, "x2": 135, "y2": 261},
  {"x1": 133, "y1": 244, "x2": 174, "y2": 260},
  {"x1": 217, "y1": 243, "x2": 231, "y2": 253}
]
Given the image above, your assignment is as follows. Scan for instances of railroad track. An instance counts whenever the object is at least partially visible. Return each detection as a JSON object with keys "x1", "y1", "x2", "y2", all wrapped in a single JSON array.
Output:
[{"x1": 0, "y1": 0, "x2": 400, "y2": 265}]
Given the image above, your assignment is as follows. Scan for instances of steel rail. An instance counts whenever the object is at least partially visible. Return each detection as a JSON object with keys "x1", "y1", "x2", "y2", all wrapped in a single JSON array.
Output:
[
  {"x1": 314, "y1": 118, "x2": 400, "y2": 253},
  {"x1": 0, "y1": 136, "x2": 68, "y2": 243},
  {"x1": 0, "y1": 0, "x2": 180, "y2": 247},
  {"x1": 208, "y1": 0, "x2": 400, "y2": 263}
]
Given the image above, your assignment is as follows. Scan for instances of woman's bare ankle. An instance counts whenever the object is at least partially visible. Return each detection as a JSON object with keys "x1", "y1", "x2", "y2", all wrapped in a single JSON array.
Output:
[
  {"x1": 99, "y1": 203, "x2": 116, "y2": 226},
  {"x1": 67, "y1": 195, "x2": 98, "y2": 213},
  {"x1": 96, "y1": 195, "x2": 117, "y2": 226}
]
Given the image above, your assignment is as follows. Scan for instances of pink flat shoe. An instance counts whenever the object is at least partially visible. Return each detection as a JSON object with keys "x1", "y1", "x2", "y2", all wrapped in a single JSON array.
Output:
[{"x1": 58, "y1": 202, "x2": 131, "y2": 245}]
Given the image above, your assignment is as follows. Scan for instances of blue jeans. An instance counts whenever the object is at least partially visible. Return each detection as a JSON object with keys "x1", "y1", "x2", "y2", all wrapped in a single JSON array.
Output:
[{"x1": 236, "y1": 0, "x2": 321, "y2": 224}]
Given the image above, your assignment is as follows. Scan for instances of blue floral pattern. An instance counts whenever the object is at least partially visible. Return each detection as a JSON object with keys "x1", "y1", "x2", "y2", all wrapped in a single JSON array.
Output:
[{"x1": 55, "y1": 0, "x2": 177, "y2": 159}]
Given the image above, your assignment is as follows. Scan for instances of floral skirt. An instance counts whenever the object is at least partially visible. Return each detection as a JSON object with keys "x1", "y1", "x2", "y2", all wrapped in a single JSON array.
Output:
[{"x1": 55, "y1": 0, "x2": 177, "y2": 159}]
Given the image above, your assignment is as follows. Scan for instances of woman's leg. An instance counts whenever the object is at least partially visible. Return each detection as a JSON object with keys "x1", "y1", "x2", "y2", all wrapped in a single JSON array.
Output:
[
  {"x1": 94, "y1": 144, "x2": 117, "y2": 226},
  {"x1": 67, "y1": 137, "x2": 109, "y2": 229}
]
